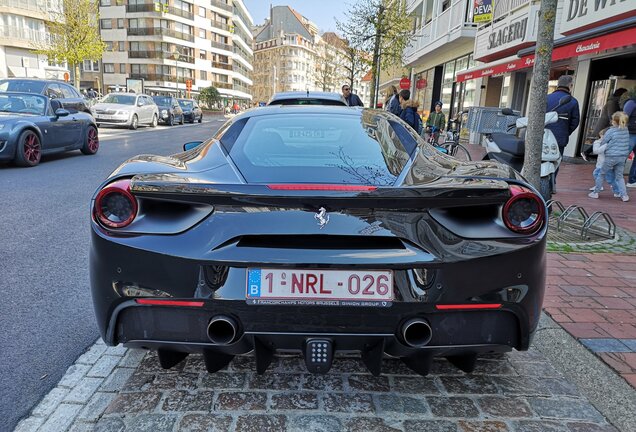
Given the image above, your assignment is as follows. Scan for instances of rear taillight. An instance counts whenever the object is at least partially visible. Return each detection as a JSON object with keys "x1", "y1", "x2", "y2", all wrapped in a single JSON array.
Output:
[
  {"x1": 502, "y1": 185, "x2": 544, "y2": 234},
  {"x1": 94, "y1": 179, "x2": 138, "y2": 229}
]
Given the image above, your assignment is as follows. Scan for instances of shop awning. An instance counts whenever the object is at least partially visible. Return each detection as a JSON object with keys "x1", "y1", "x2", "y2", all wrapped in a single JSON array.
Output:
[{"x1": 457, "y1": 25, "x2": 636, "y2": 82}]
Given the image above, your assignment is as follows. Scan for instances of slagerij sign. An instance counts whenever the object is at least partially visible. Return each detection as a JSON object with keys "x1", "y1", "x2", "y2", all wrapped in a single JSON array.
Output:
[
  {"x1": 473, "y1": 0, "x2": 493, "y2": 23},
  {"x1": 561, "y1": 0, "x2": 636, "y2": 34}
]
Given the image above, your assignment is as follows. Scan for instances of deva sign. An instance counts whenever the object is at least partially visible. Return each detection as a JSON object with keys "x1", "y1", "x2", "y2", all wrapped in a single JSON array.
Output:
[
  {"x1": 562, "y1": 0, "x2": 635, "y2": 34},
  {"x1": 473, "y1": 0, "x2": 493, "y2": 23}
]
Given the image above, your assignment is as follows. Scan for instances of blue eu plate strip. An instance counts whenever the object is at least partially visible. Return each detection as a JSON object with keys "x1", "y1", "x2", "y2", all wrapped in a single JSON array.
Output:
[{"x1": 247, "y1": 269, "x2": 261, "y2": 297}]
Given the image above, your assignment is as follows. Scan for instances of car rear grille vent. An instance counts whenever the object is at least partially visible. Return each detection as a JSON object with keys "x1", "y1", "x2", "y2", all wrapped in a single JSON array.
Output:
[{"x1": 236, "y1": 235, "x2": 405, "y2": 250}]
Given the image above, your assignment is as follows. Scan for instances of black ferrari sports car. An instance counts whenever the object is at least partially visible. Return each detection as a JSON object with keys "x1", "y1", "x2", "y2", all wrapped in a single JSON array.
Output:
[
  {"x1": 90, "y1": 106, "x2": 547, "y2": 376},
  {"x1": 0, "y1": 92, "x2": 98, "y2": 167}
]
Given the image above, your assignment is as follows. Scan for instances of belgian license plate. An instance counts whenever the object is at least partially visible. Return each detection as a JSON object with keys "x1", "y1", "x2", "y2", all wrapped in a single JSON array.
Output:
[
  {"x1": 246, "y1": 269, "x2": 393, "y2": 307},
  {"x1": 98, "y1": 115, "x2": 113, "y2": 120}
]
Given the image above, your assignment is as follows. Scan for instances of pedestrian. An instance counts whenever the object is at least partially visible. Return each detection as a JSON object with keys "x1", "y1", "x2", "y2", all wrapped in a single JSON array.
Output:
[
  {"x1": 87, "y1": 87, "x2": 97, "y2": 99},
  {"x1": 426, "y1": 101, "x2": 446, "y2": 142},
  {"x1": 385, "y1": 85, "x2": 401, "y2": 116},
  {"x1": 581, "y1": 88, "x2": 627, "y2": 161},
  {"x1": 232, "y1": 102, "x2": 239, "y2": 114},
  {"x1": 587, "y1": 128, "x2": 619, "y2": 196},
  {"x1": 342, "y1": 84, "x2": 363, "y2": 107},
  {"x1": 398, "y1": 89, "x2": 422, "y2": 134},
  {"x1": 622, "y1": 90, "x2": 636, "y2": 188},
  {"x1": 588, "y1": 111, "x2": 631, "y2": 202},
  {"x1": 545, "y1": 75, "x2": 580, "y2": 189}
]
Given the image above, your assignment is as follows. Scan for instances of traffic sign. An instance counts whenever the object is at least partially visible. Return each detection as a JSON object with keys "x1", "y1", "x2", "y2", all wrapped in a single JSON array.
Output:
[
  {"x1": 399, "y1": 77, "x2": 411, "y2": 89},
  {"x1": 63, "y1": 72, "x2": 70, "y2": 82}
]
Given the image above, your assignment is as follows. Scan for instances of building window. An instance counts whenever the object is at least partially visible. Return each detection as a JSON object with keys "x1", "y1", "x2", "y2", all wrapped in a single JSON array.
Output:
[
  {"x1": 119, "y1": 64, "x2": 126, "y2": 74},
  {"x1": 100, "y1": 0, "x2": 111, "y2": 5},
  {"x1": 105, "y1": 41, "x2": 113, "y2": 51},
  {"x1": 103, "y1": 63, "x2": 115, "y2": 73},
  {"x1": 200, "y1": 49, "x2": 206, "y2": 60},
  {"x1": 198, "y1": 7, "x2": 205, "y2": 17},
  {"x1": 199, "y1": 29, "x2": 206, "y2": 39},
  {"x1": 100, "y1": 19, "x2": 112, "y2": 29},
  {"x1": 131, "y1": 64, "x2": 148, "y2": 74},
  {"x1": 200, "y1": 70, "x2": 207, "y2": 80},
  {"x1": 83, "y1": 60, "x2": 99, "y2": 71},
  {"x1": 117, "y1": 18, "x2": 124, "y2": 28},
  {"x1": 118, "y1": 41, "x2": 125, "y2": 51}
]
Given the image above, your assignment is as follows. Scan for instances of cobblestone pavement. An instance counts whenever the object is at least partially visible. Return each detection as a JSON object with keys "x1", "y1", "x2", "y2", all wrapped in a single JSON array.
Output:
[{"x1": 16, "y1": 338, "x2": 623, "y2": 432}]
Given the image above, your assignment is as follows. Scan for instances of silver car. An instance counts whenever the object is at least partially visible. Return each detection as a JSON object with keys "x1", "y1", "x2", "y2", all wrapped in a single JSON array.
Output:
[{"x1": 91, "y1": 93, "x2": 158, "y2": 129}]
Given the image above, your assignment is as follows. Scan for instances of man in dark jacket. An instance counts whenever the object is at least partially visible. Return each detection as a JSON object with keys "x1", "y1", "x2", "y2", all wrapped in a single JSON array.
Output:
[
  {"x1": 398, "y1": 89, "x2": 421, "y2": 133},
  {"x1": 342, "y1": 84, "x2": 364, "y2": 107},
  {"x1": 545, "y1": 75, "x2": 580, "y2": 187}
]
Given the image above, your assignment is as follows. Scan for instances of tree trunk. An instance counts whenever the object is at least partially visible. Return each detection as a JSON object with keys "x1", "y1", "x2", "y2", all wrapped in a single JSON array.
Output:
[
  {"x1": 520, "y1": 0, "x2": 557, "y2": 190},
  {"x1": 74, "y1": 63, "x2": 81, "y2": 90},
  {"x1": 369, "y1": 32, "x2": 381, "y2": 109}
]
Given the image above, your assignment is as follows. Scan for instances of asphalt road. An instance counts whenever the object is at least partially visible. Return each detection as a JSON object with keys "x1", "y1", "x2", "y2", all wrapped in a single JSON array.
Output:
[{"x1": 0, "y1": 116, "x2": 228, "y2": 429}]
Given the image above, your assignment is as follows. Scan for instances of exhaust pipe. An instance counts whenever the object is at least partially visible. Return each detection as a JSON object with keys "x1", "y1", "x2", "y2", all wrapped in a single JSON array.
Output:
[
  {"x1": 401, "y1": 318, "x2": 432, "y2": 348},
  {"x1": 207, "y1": 315, "x2": 238, "y2": 345}
]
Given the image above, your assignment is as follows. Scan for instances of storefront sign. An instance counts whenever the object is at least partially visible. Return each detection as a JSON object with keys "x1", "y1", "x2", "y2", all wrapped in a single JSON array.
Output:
[
  {"x1": 458, "y1": 26, "x2": 636, "y2": 82},
  {"x1": 399, "y1": 77, "x2": 411, "y2": 89},
  {"x1": 561, "y1": 0, "x2": 636, "y2": 35},
  {"x1": 473, "y1": 0, "x2": 494, "y2": 23},
  {"x1": 416, "y1": 79, "x2": 427, "y2": 89},
  {"x1": 473, "y1": 4, "x2": 539, "y2": 62}
]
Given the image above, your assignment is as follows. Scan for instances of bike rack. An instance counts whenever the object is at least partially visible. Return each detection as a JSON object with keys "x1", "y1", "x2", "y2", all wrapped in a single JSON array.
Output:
[
  {"x1": 557, "y1": 205, "x2": 589, "y2": 232},
  {"x1": 546, "y1": 200, "x2": 565, "y2": 216},
  {"x1": 581, "y1": 211, "x2": 616, "y2": 240}
]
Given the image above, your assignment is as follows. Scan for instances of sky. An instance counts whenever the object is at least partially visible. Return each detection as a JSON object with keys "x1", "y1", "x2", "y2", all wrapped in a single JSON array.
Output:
[{"x1": 242, "y1": 0, "x2": 352, "y2": 33}]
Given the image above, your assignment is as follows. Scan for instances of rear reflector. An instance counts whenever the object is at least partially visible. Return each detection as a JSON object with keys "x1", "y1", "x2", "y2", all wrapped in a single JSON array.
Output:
[
  {"x1": 435, "y1": 304, "x2": 502, "y2": 310},
  {"x1": 135, "y1": 299, "x2": 204, "y2": 307},
  {"x1": 267, "y1": 184, "x2": 377, "y2": 191}
]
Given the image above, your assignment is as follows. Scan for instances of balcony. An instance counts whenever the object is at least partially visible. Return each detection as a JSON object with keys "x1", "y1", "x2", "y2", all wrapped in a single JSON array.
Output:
[
  {"x1": 129, "y1": 50, "x2": 194, "y2": 63},
  {"x1": 492, "y1": 0, "x2": 531, "y2": 21},
  {"x1": 212, "y1": 61, "x2": 232, "y2": 70},
  {"x1": 210, "y1": 20, "x2": 231, "y2": 32},
  {"x1": 129, "y1": 73, "x2": 196, "y2": 84},
  {"x1": 403, "y1": 0, "x2": 477, "y2": 67},
  {"x1": 126, "y1": 3, "x2": 194, "y2": 20},
  {"x1": 210, "y1": 0, "x2": 232, "y2": 13},
  {"x1": 0, "y1": 24, "x2": 50, "y2": 45},
  {"x1": 209, "y1": 81, "x2": 232, "y2": 89},
  {"x1": 127, "y1": 27, "x2": 194, "y2": 43},
  {"x1": 0, "y1": 0, "x2": 62, "y2": 15},
  {"x1": 210, "y1": 40, "x2": 233, "y2": 51}
]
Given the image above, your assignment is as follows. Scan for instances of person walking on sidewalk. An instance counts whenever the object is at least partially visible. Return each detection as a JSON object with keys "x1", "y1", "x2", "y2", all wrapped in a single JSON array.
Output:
[
  {"x1": 426, "y1": 101, "x2": 446, "y2": 141},
  {"x1": 588, "y1": 112, "x2": 631, "y2": 202},
  {"x1": 623, "y1": 91, "x2": 636, "y2": 188},
  {"x1": 581, "y1": 88, "x2": 627, "y2": 161},
  {"x1": 385, "y1": 85, "x2": 401, "y2": 116},
  {"x1": 588, "y1": 128, "x2": 619, "y2": 196},
  {"x1": 398, "y1": 89, "x2": 422, "y2": 134},
  {"x1": 546, "y1": 75, "x2": 580, "y2": 189},
  {"x1": 342, "y1": 85, "x2": 364, "y2": 107}
]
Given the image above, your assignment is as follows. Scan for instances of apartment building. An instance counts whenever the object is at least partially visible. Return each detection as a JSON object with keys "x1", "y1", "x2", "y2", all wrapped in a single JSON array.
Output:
[
  {"x1": 97, "y1": 0, "x2": 253, "y2": 103},
  {"x1": 0, "y1": 0, "x2": 69, "y2": 79}
]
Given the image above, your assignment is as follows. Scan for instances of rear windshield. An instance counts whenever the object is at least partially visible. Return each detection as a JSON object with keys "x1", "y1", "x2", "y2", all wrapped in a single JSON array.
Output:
[
  {"x1": 0, "y1": 80, "x2": 46, "y2": 93},
  {"x1": 101, "y1": 94, "x2": 135, "y2": 105},
  {"x1": 153, "y1": 96, "x2": 171, "y2": 106},
  {"x1": 270, "y1": 98, "x2": 346, "y2": 106},
  {"x1": 224, "y1": 112, "x2": 410, "y2": 185},
  {"x1": 178, "y1": 99, "x2": 193, "y2": 108}
]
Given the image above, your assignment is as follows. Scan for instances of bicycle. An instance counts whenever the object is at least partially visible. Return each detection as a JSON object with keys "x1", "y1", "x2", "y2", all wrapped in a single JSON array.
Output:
[{"x1": 426, "y1": 124, "x2": 471, "y2": 161}]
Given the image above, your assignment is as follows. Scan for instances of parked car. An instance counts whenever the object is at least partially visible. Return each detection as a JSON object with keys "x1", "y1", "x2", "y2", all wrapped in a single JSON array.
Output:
[
  {"x1": 0, "y1": 78, "x2": 91, "y2": 114},
  {"x1": 267, "y1": 91, "x2": 348, "y2": 106},
  {"x1": 151, "y1": 95, "x2": 184, "y2": 126},
  {"x1": 178, "y1": 98, "x2": 203, "y2": 123},
  {"x1": 89, "y1": 106, "x2": 547, "y2": 376},
  {"x1": 91, "y1": 93, "x2": 158, "y2": 130},
  {"x1": 0, "y1": 92, "x2": 98, "y2": 167}
]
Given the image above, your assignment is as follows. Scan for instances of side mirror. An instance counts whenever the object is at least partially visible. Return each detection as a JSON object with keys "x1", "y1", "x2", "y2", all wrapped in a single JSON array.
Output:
[
  {"x1": 183, "y1": 141, "x2": 203, "y2": 151},
  {"x1": 501, "y1": 108, "x2": 514, "y2": 116},
  {"x1": 55, "y1": 108, "x2": 70, "y2": 117},
  {"x1": 558, "y1": 95, "x2": 572, "y2": 106}
]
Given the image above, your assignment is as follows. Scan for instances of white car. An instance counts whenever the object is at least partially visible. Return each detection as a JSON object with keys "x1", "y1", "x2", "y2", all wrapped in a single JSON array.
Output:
[{"x1": 91, "y1": 93, "x2": 158, "y2": 129}]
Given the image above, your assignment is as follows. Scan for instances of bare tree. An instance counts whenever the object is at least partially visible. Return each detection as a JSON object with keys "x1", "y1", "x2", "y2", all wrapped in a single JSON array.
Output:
[
  {"x1": 340, "y1": 44, "x2": 367, "y2": 95},
  {"x1": 520, "y1": 0, "x2": 558, "y2": 190},
  {"x1": 337, "y1": 0, "x2": 413, "y2": 107},
  {"x1": 312, "y1": 45, "x2": 339, "y2": 91}
]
